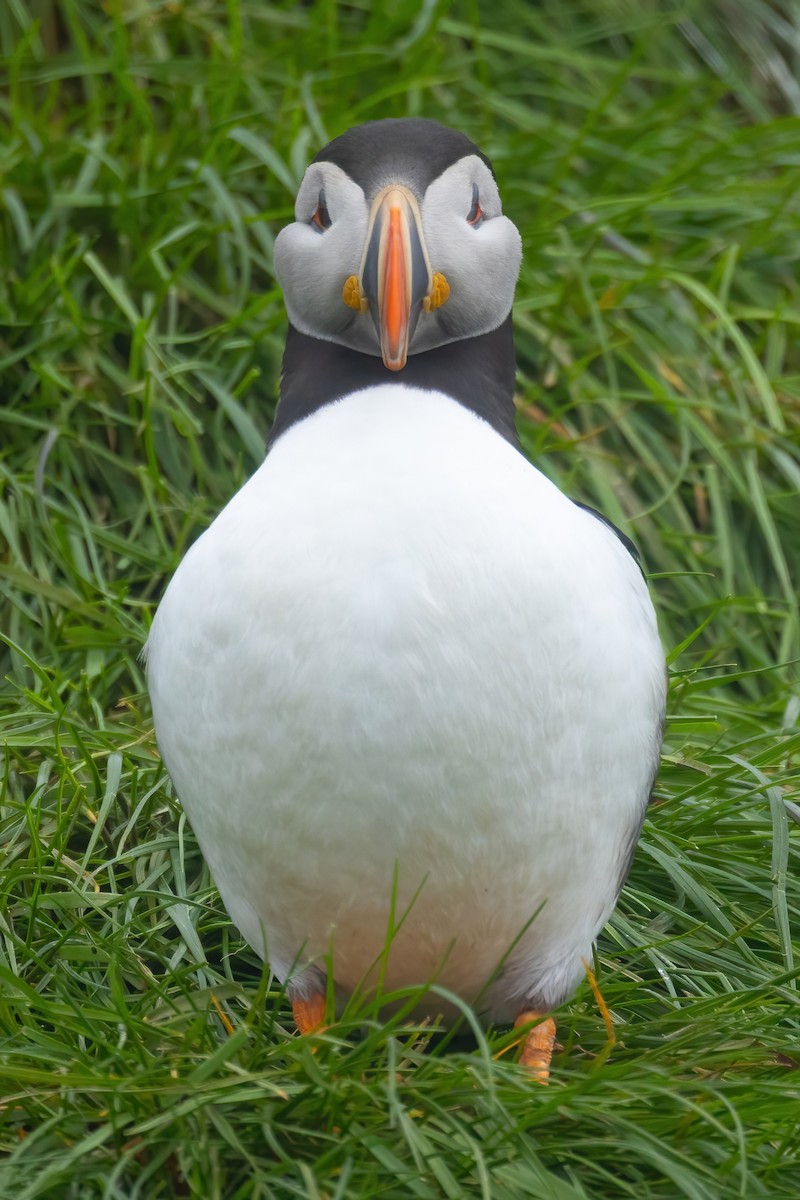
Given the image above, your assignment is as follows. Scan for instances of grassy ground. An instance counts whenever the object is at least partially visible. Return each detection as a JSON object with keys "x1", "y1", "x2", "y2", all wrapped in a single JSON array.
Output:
[{"x1": 2, "y1": 1, "x2": 799, "y2": 1196}]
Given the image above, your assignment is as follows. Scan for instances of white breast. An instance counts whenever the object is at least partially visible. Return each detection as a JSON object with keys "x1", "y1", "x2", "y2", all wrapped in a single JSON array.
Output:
[{"x1": 146, "y1": 385, "x2": 665, "y2": 1022}]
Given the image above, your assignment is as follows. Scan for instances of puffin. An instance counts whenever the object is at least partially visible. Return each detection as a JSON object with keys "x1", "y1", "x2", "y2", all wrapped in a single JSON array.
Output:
[{"x1": 146, "y1": 118, "x2": 666, "y2": 1081}]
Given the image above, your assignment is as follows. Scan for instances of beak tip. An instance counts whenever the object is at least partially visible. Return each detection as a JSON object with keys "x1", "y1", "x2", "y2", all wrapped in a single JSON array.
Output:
[{"x1": 382, "y1": 354, "x2": 407, "y2": 372}]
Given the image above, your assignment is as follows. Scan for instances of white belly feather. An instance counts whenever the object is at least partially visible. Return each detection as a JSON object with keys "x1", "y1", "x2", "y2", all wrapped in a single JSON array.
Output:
[{"x1": 146, "y1": 385, "x2": 665, "y2": 1022}]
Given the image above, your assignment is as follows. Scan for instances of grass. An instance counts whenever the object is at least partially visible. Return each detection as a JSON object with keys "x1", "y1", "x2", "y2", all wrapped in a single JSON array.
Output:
[{"x1": 1, "y1": 0, "x2": 799, "y2": 1195}]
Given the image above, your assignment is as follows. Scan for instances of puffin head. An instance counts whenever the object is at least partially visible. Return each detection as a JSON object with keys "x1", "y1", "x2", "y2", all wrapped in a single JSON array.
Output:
[{"x1": 274, "y1": 119, "x2": 522, "y2": 371}]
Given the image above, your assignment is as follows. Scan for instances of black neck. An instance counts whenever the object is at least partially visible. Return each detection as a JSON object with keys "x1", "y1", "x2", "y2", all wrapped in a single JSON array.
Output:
[{"x1": 268, "y1": 319, "x2": 519, "y2": 449}]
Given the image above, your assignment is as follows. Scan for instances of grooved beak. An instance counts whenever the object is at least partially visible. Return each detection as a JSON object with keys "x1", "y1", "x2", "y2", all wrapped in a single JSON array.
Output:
[{"x1": 360, "y1": 186, "x2": 432, "y2": 371}]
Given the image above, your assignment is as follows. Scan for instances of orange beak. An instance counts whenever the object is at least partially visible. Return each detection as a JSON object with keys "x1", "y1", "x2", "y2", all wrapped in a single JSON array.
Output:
[{"x1": 359, "y1": 186, "x2": 432, "y2": 371}]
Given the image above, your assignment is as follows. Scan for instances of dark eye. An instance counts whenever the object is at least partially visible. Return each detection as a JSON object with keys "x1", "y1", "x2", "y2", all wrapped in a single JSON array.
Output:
[
  {"x1": 467, "y1": 184, "x2": 483, "y2": 226},
  {"x1": 311, "y1": 190, "x2": 331, "y2": 232}
]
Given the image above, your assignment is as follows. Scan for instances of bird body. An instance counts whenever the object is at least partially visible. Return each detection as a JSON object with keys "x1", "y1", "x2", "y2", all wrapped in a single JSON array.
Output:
[
  {"x1": 147, "y1": 119, "x2": 666, "y2": 1061},
  {"x1": 148, "y1": 382, "x2": 664, "y2": 1022}
]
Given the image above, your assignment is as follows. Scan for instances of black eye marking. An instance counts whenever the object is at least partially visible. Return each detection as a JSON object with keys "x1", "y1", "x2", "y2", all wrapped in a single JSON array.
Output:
[
  {"x1": 467, "y1": 183, "x2": 483, "y2": 226},
  {"x1": 310, "y1": 189, "x2": 332, "y2": 232}
]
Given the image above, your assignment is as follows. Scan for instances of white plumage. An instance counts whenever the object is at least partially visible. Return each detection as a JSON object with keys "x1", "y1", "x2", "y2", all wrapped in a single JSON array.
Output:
[{"x1": 147, "y1": 383, "x2": 665, "y2": 1023}]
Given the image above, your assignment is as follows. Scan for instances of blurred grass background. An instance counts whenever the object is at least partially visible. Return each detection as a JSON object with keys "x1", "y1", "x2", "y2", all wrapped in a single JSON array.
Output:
[{"x1": 1, "y1": 1, "x2": 799, "y2": 1196}]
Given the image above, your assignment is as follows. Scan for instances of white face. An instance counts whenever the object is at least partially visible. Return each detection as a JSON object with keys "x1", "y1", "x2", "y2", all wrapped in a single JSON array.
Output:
[{"x1": 274, "y1": 154, "x2": 522, "y2": 361}]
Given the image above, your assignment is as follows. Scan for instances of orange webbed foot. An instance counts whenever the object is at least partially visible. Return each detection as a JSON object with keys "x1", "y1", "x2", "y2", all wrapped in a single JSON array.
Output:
[
  {"x1": 514, "y1": 1010, "x2": 557, "y2": 1083},
  {"x1": 291, "y1": 991, "x2": 326, "y2": 1036}
]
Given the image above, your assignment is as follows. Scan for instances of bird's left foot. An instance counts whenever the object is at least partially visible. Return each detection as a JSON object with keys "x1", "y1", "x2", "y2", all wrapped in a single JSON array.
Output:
[
  {"x1": 291, "y1": 991, "x2": 326, "y2": 1036},
  {"x1": 514, "y1": 1011, "x2": 556, "y2": 1083}
]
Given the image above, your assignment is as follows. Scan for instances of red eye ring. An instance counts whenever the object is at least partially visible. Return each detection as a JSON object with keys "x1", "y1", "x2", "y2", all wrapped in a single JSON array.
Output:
[
  {"x1": 467, "y1": 184, "x2": 483, "y2": 226},
  {"x1": 311, "y1": 191, "x2": 331, "y2": 232}
]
